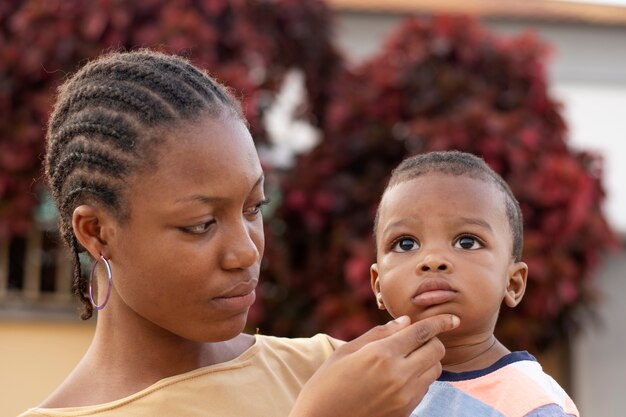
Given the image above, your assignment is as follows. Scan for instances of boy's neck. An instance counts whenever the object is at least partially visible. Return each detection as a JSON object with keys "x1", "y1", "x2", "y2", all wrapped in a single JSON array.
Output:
[{"x1": 441, "y1": 335, "x2": 510, "y2": 373}]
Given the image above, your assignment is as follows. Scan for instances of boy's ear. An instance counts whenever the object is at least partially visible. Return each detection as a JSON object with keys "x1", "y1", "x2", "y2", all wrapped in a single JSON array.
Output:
[
  {"x1": 72, "y1": 204, "x2": 114, "y2": 260},
  {"x1": 370, "y1": 263, "x2": 386, "y2": 311},
  {"x1": 504, "y1": 261, "x2": 528, "y2": 308}
]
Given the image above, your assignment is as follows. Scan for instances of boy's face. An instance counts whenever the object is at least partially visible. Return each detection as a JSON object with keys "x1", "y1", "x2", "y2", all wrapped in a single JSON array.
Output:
[{"x1": 371, "y1": 173, "x2": 527, "y2": 344}]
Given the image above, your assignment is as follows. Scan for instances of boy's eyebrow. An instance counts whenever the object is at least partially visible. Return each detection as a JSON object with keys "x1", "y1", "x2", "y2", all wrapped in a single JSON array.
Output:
[
  {"x1": 458, "y1": 217, "x2": 493, "y2": 231},
  {"x1": 175, "y1": 173, "x2": 265, "y2": 204},
  {"x1": 380, "y1": 216, "x2": 493, "y2": 238},
  {"x1": 381, "y1": 218, "x2": 419, "y2": 237}
]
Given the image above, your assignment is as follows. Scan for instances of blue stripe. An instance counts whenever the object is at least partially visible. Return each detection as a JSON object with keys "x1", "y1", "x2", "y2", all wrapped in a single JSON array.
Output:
[
  {"x1": 411, "y1": 381, "x2": 506, "y2": 417},
  {"x1": 524, "y1": 403, "x2": 577, "y2": 417},
  {"x1": 439, "y1": 351, "x2": 536, "y2": 382}
]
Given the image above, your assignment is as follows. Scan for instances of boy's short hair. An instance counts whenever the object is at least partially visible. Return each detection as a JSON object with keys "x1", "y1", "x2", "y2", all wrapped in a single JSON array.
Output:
[{"x1": 375, "y1": 150, "x2": 523, "y2": 261}]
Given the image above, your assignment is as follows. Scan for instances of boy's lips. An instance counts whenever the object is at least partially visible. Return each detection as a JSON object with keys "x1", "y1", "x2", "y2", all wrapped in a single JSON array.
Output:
[{"x1": 411, "y1": 278, "x2": 458, "y2": 307}]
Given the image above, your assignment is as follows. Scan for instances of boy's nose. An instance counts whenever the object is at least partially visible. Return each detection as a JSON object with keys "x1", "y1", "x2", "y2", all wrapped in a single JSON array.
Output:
[{"x1": 416, "y1": 254, "x2": 453, "y2": 273}]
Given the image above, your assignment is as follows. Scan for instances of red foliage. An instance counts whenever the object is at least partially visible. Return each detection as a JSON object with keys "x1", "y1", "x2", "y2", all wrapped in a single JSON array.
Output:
[
  {"x1": 0, "y1": 0, "x2": 339, "y2": 238},
  {"x1": 259, "y1": 15, "x2": 618, "y2": 351},
  {"x1": 0, "y1": 3, "x2": 618, "y2": 351}
]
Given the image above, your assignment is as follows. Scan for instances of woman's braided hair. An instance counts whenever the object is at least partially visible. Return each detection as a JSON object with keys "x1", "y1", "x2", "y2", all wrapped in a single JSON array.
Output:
[{"x1": 45, "y1": 50, "x2": 244, "y2": 319}]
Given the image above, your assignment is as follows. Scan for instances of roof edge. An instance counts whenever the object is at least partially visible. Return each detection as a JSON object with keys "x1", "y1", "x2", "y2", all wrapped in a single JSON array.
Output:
[{"x1": 327, "y1": 0, "x2": 626, "y2": 26}]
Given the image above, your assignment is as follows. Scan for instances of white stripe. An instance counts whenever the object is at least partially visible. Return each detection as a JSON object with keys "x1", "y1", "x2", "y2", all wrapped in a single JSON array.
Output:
[{"x1": 510, "y1": 360, "x2": 568, "y2": 408}]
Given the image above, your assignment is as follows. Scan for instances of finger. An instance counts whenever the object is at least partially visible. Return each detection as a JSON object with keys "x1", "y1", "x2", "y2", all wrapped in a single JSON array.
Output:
[
  {"x1": 404, "y1": 337, "x2": 445, "y2": 372},
  {"x1": 405, "y1": 358, "x2": 444, "y2": 405},
  {"x1": 382, "y1": 314, "x2": 459, "y2": 356},
  {"x1": 337, "y1": 316, "x2": 411, "y2": 355},
  {"x1": 397, "y1": 339, "x2": 445, "y2": 412},
  {"x1": 377, "y1": 342, "x2": 444, "y2": 417}
]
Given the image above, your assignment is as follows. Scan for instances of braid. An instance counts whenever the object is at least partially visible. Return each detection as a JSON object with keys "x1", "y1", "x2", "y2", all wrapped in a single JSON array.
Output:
[
  {"x1": 72, "y1": 62, "x2": 199, "y2": 111},
  {"x1": 46, "y1": 110, "x2": 139, "y2": 184},
  {"x1": 153, "y1": 57, "x2": 238, "y2": 109},
  {"x1": 46, "y1": 50, "x2": 244, "y2": 319},
  {"x1": 51, "y1": 144, "x2": 128, "y2": 194},
  {"x1": 70, "y1": 234, "x2": 92, "y2": 320},
  {"x1": 52, "y1": 82, "x2": 174, "y2": 130}
]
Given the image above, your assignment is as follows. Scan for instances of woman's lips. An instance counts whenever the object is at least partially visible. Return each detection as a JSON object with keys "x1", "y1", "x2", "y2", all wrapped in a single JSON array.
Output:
[
  {"x1": 213, "y1": 290, "x2": 256, "y2": 310},
  {"x1": 411, "y1": 278, "x2": 457, "y2": 307},
  {"x1": 213, "y1": 281, "x2": 257, "y2": 310}
]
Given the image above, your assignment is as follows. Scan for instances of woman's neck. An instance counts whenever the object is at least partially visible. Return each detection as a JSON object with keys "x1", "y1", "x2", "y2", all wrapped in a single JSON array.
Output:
[
  {"x1": 440, "y1": 334, "x2": 510, "y2": 373},
  {"x1": 89, "y1": 305, "x2": 254, "y2": 380},
  {"x1": 40, "y1": 305, "x2": 255, "y2": 408}
]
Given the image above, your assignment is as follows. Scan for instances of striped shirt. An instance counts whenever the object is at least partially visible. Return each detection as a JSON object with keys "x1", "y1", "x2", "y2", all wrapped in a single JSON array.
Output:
[{"x1": 411, "y1": 351, "x2": 579, "y2": 417}]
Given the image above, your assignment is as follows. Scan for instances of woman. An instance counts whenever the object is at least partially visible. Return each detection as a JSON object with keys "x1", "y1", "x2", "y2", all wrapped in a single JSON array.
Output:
[{"x1": 18, "y1": 50, "x2": 458, "y2": 417}]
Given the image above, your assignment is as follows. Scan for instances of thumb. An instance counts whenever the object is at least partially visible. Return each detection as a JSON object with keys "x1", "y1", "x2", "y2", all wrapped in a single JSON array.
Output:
[{"x1": 338, "y1": 316, "x2": 411, "y2": 355}]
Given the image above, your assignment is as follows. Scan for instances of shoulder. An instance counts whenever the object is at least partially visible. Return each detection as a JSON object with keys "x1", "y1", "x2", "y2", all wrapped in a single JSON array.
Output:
[
  {"x1": 437, "y1": 352, "x2": 579, "y2": 417},
  {"x1": 256, "y1": 333, "x2": 343, "y2": 355},
  {"x1": 254, "y1": 333, "x2": 343, "y2": 369},
  {"x1": 16, "y1": 410, "x2": 43, "y2": 417},
  {"x1": 507, "y1": 357, "x2": 579, "y2": 417}
]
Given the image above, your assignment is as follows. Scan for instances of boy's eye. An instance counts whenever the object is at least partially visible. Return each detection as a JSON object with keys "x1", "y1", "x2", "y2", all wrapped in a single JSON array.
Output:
[
  {"x1": 392, "y1": 238, "x2": 419, "y2": 252},
  {"x1": 455, "y1": 235, "x2": 483, "y2": 250}
]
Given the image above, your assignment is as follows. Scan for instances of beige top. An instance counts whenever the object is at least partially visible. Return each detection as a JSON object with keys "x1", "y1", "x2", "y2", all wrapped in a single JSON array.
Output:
[{"x1": 19, "y1": 334, "x2": 341, "y2": 417}]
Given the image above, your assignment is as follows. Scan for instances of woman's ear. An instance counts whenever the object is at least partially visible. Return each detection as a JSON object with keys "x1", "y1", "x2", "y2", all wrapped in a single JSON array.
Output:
[
  {"x1": 504, "y1": 261, "x2": 528, "y2": 308},
  {"x1": 370, "y1": 264, "x2": 386, "y2": 311},
  {"x1": 72, "y1": 205, "x2": 114, "y2": 260}
]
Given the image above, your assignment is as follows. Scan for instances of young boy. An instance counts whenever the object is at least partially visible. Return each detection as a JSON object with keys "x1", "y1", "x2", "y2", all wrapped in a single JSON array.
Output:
[{"x1": 370, "y1": 150, "x2": 579, "y2": 417}]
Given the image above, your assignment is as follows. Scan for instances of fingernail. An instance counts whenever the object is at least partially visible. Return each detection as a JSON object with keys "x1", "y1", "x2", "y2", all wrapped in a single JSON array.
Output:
[{"x1": 451, "y1": 315, "x2": 460, "y2": 327}]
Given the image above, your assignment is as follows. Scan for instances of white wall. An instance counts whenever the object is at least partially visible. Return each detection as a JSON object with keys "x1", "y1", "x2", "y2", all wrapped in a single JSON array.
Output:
[
  {"x1": 553, "y1": 83, "x2": 626, "y2": 232},
  {"x1": 571, "y1": 248, "x2": 626, "y2": 416},
  {"x1": 334, "y1": 11, "x2": 626, "y2": 416},
  {"x1": 488, "y1": 20, "x2": 626, "y2": 233}
]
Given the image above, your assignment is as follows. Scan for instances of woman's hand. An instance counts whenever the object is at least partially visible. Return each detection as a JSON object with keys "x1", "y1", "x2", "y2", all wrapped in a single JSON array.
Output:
[{"x1": 289, "y1": 314, "x2": 459, "y2": 417}]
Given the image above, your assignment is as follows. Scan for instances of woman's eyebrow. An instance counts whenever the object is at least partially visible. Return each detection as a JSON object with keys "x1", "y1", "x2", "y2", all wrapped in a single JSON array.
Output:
[
  {"x1": 174, "y1": 173, "x2": 265, "y2": 205},
  {"x1": 251, "y1": 173, "x2": 265, "y2": 191},
  {"x1": 174, "y1": 194, "x2": 225, "y2": 205}
]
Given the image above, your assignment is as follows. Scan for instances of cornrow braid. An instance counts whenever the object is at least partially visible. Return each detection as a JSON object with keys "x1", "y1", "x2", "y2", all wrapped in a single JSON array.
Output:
[
  {"x1": 46, "y1": 110, "x2": 139, "y2": 182},
  {"x1": 129, "y1": 53, "x2": 234, "y2": 108},
  {"x1": 46, "y1": 50, "x2": 244, "y2": 319},
  {"x1": 52, "y1": 82, "x2": 174, "y2": 129},
  {"x1": 51, "y1": 143, "x2": 128, "y2": 195}
]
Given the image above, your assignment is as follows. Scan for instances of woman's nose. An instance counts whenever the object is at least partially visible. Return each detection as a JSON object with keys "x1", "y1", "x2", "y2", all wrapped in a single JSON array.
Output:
[
  {"x1": 416, "y1": 253, "x2": 453, "y2": 273},
  {"x1": 221, "y1": 222, "x2": 261, "y2": 270}
]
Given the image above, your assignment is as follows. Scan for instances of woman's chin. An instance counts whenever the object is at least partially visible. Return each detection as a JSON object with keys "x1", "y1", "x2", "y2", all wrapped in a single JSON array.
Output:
[{"x1": 182, "y1": 312, "x2": 249, "y2": 343}]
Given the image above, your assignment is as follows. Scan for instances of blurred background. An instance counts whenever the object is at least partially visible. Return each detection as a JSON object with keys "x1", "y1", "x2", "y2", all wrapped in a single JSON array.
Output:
[{"x1": 1, "y1": 0, "x2": 624, "y2": 415}]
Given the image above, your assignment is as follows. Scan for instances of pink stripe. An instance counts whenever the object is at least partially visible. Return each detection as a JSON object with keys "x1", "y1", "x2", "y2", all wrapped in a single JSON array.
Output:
[{"x1": 449, "y1": 366, "x2": 568, "y2": 416}]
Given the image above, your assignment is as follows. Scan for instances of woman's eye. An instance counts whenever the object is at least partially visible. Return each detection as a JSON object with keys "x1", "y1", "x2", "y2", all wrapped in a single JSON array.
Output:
[
  {"x1": 245, "y1": 198, "x2": 270, "y2": 217},
  {"x1": 181, "y1": 221, "x2": 214, "y2": 235},
  {"x1": 392, "y1": 238, "x2": 419, "y2": 252},
  {"x1": 455, "y1": 235, "x2": 483, "y2": 250}
]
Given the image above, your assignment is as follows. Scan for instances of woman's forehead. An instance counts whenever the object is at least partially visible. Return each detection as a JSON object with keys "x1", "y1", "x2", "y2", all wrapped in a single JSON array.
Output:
[{"x1": 126, "y1": 115, "x2": 262, "y2": 204}]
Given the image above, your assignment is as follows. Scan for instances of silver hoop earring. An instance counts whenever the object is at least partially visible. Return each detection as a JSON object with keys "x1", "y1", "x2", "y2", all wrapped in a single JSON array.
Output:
[{"x1": 88, "y1": 255, "x2": 112, "y2": 310}]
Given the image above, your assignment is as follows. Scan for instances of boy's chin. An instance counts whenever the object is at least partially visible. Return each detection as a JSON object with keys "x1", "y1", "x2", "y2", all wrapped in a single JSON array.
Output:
[{"x1": 407, "y1": 306, "x2": 456, "y2": 323}]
